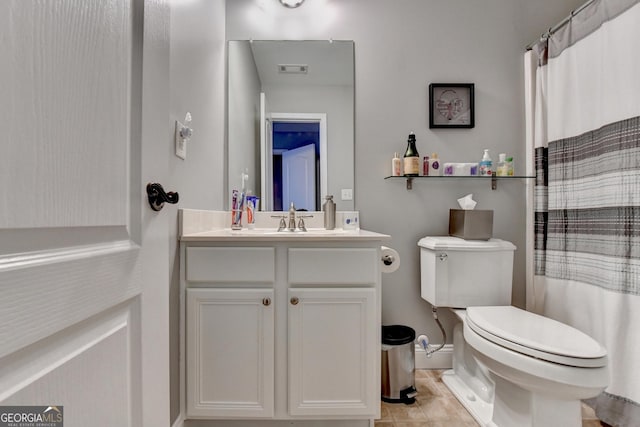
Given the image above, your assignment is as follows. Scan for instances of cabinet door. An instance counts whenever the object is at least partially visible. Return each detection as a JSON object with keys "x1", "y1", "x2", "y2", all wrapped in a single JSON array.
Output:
[
  {"x1": 186, "y1": 288, "x2": 274, "y2": 418},
  {"x1": 288, "y1": 288, "x2": 377, "y2": 417}
]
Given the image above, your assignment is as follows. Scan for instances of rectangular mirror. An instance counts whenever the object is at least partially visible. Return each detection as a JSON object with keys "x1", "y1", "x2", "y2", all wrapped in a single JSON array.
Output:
[{"x1": 227, "y1": 40, "x2": 355, "y2": 211}]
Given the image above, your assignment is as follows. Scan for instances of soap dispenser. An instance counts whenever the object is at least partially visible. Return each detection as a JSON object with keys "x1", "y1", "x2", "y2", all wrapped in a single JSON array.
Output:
[
  {"x1": 323, "y1": 195, "x2": 336, "y2": 230},
  {"x1": 479, "y1": 149, "x2": 493, "y2": 176},
  {"x1": 496, "y1": 153, "x2": 507, "y2": 176}
]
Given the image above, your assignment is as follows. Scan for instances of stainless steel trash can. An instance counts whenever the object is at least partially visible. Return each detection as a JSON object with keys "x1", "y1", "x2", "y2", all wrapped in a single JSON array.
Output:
[{"x1": 381, "y1": 325, "x2": 417, "y2": 404}]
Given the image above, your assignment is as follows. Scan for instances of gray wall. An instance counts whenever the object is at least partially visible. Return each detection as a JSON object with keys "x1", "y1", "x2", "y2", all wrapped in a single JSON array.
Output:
[
  {"x1": 169, "y1": 0, "x2": 226, "y2": 423},
  {"x1": 226, "y1": 0, "x2": 584, "y2": 342},
  {"x1": 228, "y1": 41, "x2": 262, "y2": 196}
]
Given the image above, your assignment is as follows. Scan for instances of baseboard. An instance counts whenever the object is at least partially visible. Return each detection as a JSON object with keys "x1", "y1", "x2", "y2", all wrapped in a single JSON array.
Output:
[
  {"x1": 171, "y1": 414, "x2": 185, "y2": 427},
  {"x1": 414, "y1": 343, "x2": 453, "y2": 370}
]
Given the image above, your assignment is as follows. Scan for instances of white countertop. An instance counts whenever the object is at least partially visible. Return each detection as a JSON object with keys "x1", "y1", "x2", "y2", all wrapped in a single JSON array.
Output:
[
  {"x1": 181, "y1": 227, "x2": 390, "y2": 242},
  {"x1": 179, "y1": 209, "x2": 390, "y2": 242}
]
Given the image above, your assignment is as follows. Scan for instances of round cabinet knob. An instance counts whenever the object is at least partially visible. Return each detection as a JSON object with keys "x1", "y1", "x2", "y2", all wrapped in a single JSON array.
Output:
[
  {"x1": 262, "y1": 298, "x2": 271, "y2": 306},
  {"x1": 290, "y1": 297, "x2": 299, "y2": 305}
]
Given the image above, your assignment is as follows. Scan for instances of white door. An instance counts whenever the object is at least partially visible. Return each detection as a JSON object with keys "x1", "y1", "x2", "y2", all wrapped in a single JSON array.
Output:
[
  {"x1": 271, "y1": 113, "x2": 327, "y2": 208},
  {"x1": 287, "y1": 288, "x2": 377, "y2": 417},
  {"x1": 0, "y1": 2, "x2": 170, "y2": 426},
  {"x1": 260, "y1": 93, "x2": 273, "y2": 211},
  {"x1": 186, "y1": 288, "x2": 275, "y2": 418},
  {"x1": 282, "y1": 144, "x2": 316, "y2": 211}
]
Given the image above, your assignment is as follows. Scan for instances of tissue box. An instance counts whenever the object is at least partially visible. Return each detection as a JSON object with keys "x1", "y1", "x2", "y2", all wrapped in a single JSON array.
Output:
[{"x1": 449, "y1": 209, "x2": 493, "y2": 240}]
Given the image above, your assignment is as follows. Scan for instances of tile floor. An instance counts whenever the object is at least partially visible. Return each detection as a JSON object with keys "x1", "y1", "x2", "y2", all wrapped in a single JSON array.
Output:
[{"x1": 375, "y1": 370, "x2": 604, "y2": 427}]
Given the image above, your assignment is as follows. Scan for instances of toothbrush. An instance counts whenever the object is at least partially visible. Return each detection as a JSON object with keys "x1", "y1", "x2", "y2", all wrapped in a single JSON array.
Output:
[
  {"x1": 232, "y1": 190, "x2": 239, "y2": 225},
  {"x1": 237, "y1": 191, "x2": 245, "y2": 224},
  {"x1": 239, "y1": 170, "x2": 248, "y2": 216}
]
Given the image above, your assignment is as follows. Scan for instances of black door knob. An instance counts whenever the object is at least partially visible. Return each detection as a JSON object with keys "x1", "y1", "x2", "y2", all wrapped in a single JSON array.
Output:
[{"x1": 146, "y1": 183, "x2": 179, "y2": 211}]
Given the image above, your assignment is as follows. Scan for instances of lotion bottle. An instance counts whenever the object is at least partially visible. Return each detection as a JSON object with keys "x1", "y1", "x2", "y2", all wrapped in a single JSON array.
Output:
[
  {"x1": 428, "y1": 153, "x2": 440, "y2": 176},
  {"x1": 506, "y1": 156, "x2": 514, "y2": 176},
  {"x1": 496, "y1": 153, "x2": 507, "y2": 176},
  {"x1": 392, "y1": 152, "x2": 401, "y2": 176}
]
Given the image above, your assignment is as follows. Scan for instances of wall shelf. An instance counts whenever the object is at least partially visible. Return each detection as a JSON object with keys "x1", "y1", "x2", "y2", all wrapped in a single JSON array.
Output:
[{"x1": 384, "y1": 175, "x2": 536, "y2": 190}]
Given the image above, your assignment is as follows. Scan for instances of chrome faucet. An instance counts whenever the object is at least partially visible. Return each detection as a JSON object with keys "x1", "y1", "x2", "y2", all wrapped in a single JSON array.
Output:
[
  {"x1": 273, "y1": 216, "x2": 287, "y2": 232},
  {"x1": 288, "y1": 202, "x2": 297, "y2": 231},
  {"x1": 270, "y1": 202, "x2": 312, "y2": 232}
]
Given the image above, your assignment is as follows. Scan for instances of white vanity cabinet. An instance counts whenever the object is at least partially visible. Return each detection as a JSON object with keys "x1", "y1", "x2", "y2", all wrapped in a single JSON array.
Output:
[
  {"x1": 286, "y1": 247, "x2": 379, "y2": 417},
  {"x1": 180, "y1": 233, "x2": 388, "y2": 424},
  {"x1": 288, "y1": 287, "x2": 376, "y2": 417},
  {"x1": 186, "y1": 288, "x2": 274, "y2": 418},
  {"x1": 184, "y1": 246, "x2": 276, "y2": 418}
]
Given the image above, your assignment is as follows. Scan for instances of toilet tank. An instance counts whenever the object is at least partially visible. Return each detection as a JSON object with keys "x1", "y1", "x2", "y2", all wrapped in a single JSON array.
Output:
[{"x1": 418, "y1": 236, "x2": 516, "y2": 308}]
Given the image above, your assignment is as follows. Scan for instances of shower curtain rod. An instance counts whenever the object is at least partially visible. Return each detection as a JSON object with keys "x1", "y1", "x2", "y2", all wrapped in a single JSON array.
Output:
[{"x1": 525, "y1": 0, "x2": 596, "y2": 50}]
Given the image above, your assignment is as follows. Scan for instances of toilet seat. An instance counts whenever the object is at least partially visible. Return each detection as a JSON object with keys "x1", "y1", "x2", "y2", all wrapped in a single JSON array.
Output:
[{"x1": 466, "y1": 306, "x2": 607, "y2": 368}]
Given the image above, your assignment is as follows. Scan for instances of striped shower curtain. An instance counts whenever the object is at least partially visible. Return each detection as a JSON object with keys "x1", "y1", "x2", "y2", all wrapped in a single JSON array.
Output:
[{"x1": 524, "y1": 0, "x2": 640, "y2": 425}]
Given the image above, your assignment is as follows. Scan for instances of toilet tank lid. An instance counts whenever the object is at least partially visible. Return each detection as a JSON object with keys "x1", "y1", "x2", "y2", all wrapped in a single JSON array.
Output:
[{"x1": 418, "y1": 236, "x2": 516, "y2": 251}]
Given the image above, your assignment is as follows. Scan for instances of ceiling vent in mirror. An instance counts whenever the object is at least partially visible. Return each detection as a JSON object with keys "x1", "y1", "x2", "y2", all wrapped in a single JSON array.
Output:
[
  {"x1": 278, "y1": 64, "x2": 308, "y2": 74},
  {"x1": 279, "y1": 0, "x2": 305, "y2": 8}
]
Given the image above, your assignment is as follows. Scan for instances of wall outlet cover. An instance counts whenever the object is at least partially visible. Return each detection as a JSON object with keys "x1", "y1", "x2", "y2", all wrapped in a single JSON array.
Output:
[{"x1": 341, "y1": 188, "x2": 353, "y2": 200}]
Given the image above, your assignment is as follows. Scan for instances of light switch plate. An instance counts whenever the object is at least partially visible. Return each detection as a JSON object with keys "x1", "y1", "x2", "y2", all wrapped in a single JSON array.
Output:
[
  {"x1": 175, "y1": 120, "x2": 186, "y2": 160},
  {"x1": 341, "y1": 188, "x2": 353, "y2": 200}
]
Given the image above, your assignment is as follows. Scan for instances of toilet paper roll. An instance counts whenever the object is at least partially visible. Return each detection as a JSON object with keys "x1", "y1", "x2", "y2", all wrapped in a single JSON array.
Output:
[{"x1": 380, "y1": 246, "x2": 400, "y2": 273}]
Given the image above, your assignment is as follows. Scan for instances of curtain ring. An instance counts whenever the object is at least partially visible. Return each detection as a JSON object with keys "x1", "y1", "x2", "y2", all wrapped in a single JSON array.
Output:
[{"x1": 544, "y1": 27, "x2": 552, "y2": 40}]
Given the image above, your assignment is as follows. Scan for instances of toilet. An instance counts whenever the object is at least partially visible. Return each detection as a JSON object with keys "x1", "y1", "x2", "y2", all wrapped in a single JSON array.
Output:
[{"x1": 418, "y1": 236, "x2": 608, "y2": 427}]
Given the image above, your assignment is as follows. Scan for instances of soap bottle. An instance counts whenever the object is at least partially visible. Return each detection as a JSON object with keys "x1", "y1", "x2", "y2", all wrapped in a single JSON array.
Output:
[
  {"x1": 322, "y1": 195, "x2": 336, "y2": 230},
  {"x1": 496, "y1": 153, "x2": 507, "y2": 176},
  {"x1": 479, "y1": 149, "x2": 493, "y2": 176},
  {"x1": 428, "y1": 153, "x2": 440, "y2": 176},
  {"x1": 506, "y1": 156, "x2": 514, "y2": 176},
  {"x1": 391, "y1": 152, "x2": 401, "y2": 176},
  {"x1": 403, "y1": 132, "x2": 420, "y2": 176}
]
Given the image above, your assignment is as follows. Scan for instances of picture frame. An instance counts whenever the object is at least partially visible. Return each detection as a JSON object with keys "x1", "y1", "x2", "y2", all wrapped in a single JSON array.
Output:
[{"x1": 429, "y1": 83, "x2": 475, "y2": 128}]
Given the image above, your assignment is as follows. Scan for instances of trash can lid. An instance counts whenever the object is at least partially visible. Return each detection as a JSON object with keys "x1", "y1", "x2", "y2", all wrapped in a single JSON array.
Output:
[{"x1": 382, "y1": 325, "x2": 416, "y2": 345}]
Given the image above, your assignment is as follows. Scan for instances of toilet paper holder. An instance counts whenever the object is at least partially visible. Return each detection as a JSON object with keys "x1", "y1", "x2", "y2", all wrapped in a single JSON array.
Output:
[
  {"x1": 382, "y1": 254, "x2": 395, "y2": 266},
  {"x1": 380, "y1": 246, "x2": 400, "y2": 273}
]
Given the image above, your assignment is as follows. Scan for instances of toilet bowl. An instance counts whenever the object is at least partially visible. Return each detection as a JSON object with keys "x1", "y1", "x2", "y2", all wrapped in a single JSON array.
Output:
[
  {"x1": 418, "y1": 237, "x2": 609, "y2": 427},
  {"x1": 464, "y1": 306, "x2": 608, "y2": 426}
]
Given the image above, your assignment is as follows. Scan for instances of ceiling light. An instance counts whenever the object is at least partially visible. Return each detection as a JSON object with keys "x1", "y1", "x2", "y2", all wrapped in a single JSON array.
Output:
[{"x1": 279, "y1": 0, "x2": 305, "y2": 8}]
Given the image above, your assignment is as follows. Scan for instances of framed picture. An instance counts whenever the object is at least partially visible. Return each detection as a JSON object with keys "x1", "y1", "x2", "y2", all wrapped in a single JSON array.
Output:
[{"x1": 429, "y1": 83, "x2": 475, "y2": 128}]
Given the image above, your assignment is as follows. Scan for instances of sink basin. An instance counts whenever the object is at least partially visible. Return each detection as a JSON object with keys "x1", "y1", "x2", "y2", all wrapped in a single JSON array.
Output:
[{"x1": 227, "y1": 227, "x2": 356, "y2": 236}]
